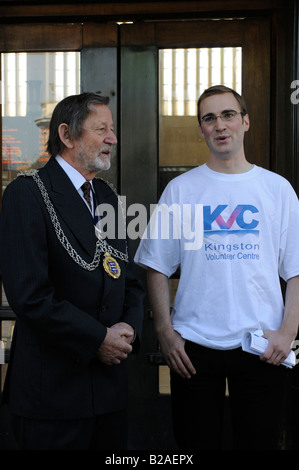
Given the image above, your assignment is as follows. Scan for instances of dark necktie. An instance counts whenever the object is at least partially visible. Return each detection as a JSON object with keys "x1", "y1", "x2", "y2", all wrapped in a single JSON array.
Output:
[{"x1": 81, "y1": 181, "x2": 92, "y2": 211}]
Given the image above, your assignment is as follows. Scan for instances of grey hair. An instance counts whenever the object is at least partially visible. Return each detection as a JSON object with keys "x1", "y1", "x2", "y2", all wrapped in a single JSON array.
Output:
[{"x1": 47, "y1": 92, "x2": 109, "y2": 157}]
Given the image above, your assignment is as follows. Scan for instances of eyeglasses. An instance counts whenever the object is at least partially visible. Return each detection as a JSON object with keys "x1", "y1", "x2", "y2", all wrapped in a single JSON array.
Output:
[{"x1": 201, "y1": 110, "x2": 244, "y2": 125}]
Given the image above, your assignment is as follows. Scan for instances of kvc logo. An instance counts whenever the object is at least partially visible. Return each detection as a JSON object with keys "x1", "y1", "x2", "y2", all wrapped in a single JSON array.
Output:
[{"x1": 204, "y1": 204, "x2": 259, "y2": 235}]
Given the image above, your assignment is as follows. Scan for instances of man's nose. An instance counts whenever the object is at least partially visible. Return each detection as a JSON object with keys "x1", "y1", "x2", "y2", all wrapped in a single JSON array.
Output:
[
  {"x1": 215, "y1": 116, "x2": 226, "y2": 129},
  {"x1": 105, "y1": 130, "x2": 118, "y2": 145}
]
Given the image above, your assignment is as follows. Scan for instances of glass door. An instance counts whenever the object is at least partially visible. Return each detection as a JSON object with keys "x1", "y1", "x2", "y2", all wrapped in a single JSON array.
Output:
[
  {"x1": 120, "y1": 16, "x2": 271, "y2": 449},
  {"x1": 0, "y1": 51, "x2": 81, "y2": 401},
  {"x1": 0, "y1": 23, "x2": 118, "y2": 407}
]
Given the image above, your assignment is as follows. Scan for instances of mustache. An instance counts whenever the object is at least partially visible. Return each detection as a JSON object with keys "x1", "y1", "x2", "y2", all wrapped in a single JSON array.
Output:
[{"x1": 98, "y1": 145, "x2": 113, "y2": 154}]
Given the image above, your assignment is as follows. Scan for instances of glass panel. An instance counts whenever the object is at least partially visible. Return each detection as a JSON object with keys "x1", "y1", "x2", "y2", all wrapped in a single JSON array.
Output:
[
  {"x1": 1, "y1": 52, "x2": 81, "y2": 192},
  {"x1": 158, "y1": 47, "x2": 242, "y2": 395},
  {"x1": 0, "y1": 53, "x2": 81, "y2": 386},
  {"x1": 159, "y1": 47, "x2": 242, "y2": 195}
]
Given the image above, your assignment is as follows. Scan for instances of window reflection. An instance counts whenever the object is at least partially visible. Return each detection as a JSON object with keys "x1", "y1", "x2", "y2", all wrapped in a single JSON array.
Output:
[
  {"x1": 159, "y1": 47, "x2": 242, "y2": 116},
  {"x1": 1, "y1": 52, "x2": 80, "y2": 191},
  {"x1": 159, "y1": 47, "x2": 242, "y2": 195}
]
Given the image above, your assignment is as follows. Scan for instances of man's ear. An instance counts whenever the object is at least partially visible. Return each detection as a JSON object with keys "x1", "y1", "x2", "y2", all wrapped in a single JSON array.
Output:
[
  {"x1": 243, "y1": 114, "x2": 250, "y2": 133},
  {"x1": 198, "y1": 124, "x2": 205, "y2": 140},
  {"x1": 58, "y1": 123, "x2": 74, "y2": 149}
]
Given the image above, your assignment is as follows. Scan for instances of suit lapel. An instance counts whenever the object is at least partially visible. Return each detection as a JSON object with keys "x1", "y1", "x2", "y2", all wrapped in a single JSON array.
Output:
[{"x1": 40, "y1": 158, "x2": 97, "y2": 259}]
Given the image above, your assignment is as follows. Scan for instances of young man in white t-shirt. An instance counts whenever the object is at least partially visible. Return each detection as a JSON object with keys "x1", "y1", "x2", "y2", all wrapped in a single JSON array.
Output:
[{"x1": 134, "y1": 85, "x2": 299, "y2": 449}]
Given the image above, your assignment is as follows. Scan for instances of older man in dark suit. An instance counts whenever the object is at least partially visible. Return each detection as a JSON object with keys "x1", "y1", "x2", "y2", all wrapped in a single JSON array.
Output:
[{"x1": 0, "y1": 93, "x2": 144, "y2": 450}]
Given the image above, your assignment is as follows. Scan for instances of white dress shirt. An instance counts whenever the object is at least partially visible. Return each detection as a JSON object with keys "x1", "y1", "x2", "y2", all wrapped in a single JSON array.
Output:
[{"x1": 55, "y1": 155, "x2": 95, "y2": 215}]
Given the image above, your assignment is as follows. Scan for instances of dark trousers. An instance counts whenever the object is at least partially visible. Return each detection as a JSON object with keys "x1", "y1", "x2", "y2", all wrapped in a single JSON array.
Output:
[
  {"x1": 11, "y1": 409, "x2": 128, "y2": 450},
  {"x1": 171, "y1": 341, "x2": 287, "y2": 450}
]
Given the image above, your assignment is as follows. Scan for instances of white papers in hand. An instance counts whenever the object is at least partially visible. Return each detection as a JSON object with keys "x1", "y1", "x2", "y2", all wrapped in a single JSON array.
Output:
[{"x1": 241, "y1": 329, "x2": 296, "y2": 368}]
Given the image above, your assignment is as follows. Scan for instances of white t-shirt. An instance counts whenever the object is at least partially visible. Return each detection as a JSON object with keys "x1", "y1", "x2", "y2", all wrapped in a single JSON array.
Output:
[{"x1": 134, "y1": 164, "x2": 299, "y2": 350}]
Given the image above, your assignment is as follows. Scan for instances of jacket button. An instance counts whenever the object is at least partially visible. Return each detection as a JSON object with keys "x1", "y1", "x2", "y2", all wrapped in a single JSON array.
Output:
[{"x1": 100, "y1": 306, "x2": 107, "y2": 312}]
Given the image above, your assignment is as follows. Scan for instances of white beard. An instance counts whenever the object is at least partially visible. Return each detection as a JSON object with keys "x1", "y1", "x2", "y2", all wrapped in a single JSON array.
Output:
[{"x1": 76, "y1": 145, "x2": 112, "y2": 173}]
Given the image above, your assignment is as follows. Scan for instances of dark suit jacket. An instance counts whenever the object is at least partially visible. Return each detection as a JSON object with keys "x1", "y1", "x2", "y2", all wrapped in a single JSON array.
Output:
[{"x1": 0, "y1": 157, "x2": 144, "y2": 420}]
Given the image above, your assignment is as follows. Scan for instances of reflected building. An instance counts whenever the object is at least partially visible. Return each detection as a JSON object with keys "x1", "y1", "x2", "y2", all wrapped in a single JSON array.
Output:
[
  {"x1": 34, "y1": 100, "x2": 57, "y2": 168},
  {"x1": 1, "y1": 52, "x2": 80, "y2": 189}
]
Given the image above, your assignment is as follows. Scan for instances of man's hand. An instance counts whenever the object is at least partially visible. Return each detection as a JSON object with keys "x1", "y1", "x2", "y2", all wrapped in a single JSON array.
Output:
[
  {"x1": 261, "y1": 276, "x2": 299, "y2": 366},
  {"x1": 97, "y1": 325, "x2": 133, "y2": 366},
  {"x1": 147, "y1": 268, "x2": 196, "y2": 379},
  {"x1": 111, "y1": 322, "x2": 135, "y2": 345},
  {"x1": 261, "y1": 329, "x2": 294, "y2": 366},
  {"x1": 158, "y1": 327, "x2": 196, "y2": 379}
]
